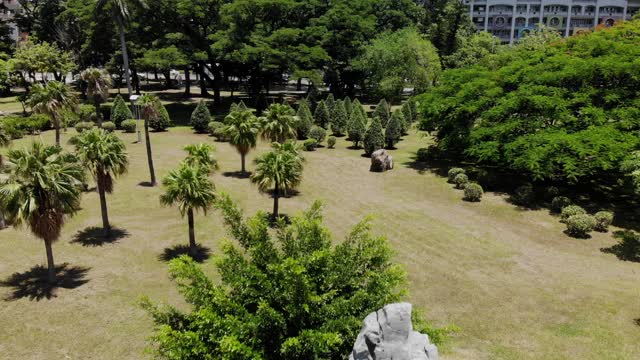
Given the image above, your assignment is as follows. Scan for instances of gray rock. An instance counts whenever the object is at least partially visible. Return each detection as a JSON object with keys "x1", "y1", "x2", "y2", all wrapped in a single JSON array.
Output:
[
  {"x1": 370, "y1": 149, "x2": 394, "y2": 172},
  {"x1": 349, "y1": 303, "x2": 438, "y2": 360}
]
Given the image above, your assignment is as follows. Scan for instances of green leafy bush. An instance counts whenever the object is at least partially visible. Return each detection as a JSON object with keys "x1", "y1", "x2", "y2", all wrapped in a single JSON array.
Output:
[
  {"x1": 314, "y1": 100, "x2": 331, "y2": 129},
  {"x1": 454, "y1": 173, "x2": 469, "y2": 189},
  {"x1": 364, "y1": 117, "x2": 384, "y2": 156},
  {"x1": 208, "y1": 121, "x2": 227, "y2": 141},
  {"x1": 1, "y1": 114, "x2": 50, "y2": 137},
  {"x1": 102, "y1": 121, "x2": 116, "y2": 132},
  {"x1": 78, "y1": 104, "x2": 97, "y2": 122},
  {"x1": 463, "y1": 183, "x2": 483, "y2": 202},
  {"x1": 309, "y1": 125, "x2": 326, "y2": 145},
  {"x1": 447, "y1": 168, "x2": 465, "y2": 183},
  {"x1": 75, "y1": 121, "x2": 95, "y2": 133},
  {"x1": 560, "y1": 205, "x2": 587, "y2": 223},
  {"x1": 149, "y1": 99, "x2": 172, "y2": 131},
  {"x1": 303, "y1": 138, "x2": 317, "y2": 151},
  {"x1": 327, "y1": 136, "x2": 336, "y2": 149},
  {"x1": 594, "y1": 211, "x2": 614, "y2": 232},
  {"x1": 551, "y1": 196, "x2": 572, "y2": 213},
  {"x1": 121, "y1": 119, "x2": 137, "y2": 133},
  {"x1": 110, "y1": 94, "x2": 133, "y2": 127},
  {"x1": 566, "y1": 214, "x2": 596, "y2": 238},
  {"x1": 190, "y1": 100, "x2": 211, "y2": 133},
  {"x1": 511, "y1": 184, "x2": 535, "y2": 207}
]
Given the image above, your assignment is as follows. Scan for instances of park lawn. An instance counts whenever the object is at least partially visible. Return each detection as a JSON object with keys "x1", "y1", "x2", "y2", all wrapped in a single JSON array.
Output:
[{"x1": 0, "y1": 125, "x2": 639, "y2": 359}]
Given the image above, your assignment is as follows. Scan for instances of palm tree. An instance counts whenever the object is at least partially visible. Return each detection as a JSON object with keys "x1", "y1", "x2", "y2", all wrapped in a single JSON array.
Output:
[
  {"x1": 80, "y1": 68, "x2": 112, "y2": 127},
  {"x1": 0, "y1": 142, "x2": 85, "y2": 284},
  {"x1": 96, "y1": 0, "x2": 145, "y2": 100},
  {"x1": 138, "y1": 94, "x2": 158, "y2": 186},
  {"x1": 0, "y1": 125, "x2": 11, "y2": 229},
  {"x1": 259, "y1": 103, "x2": 297, "y2": 143},
  {"x1": 183, "y1": 144, "x2": 218, "y2": 174},
  {"x1": 160, "y1": 163, "x2": 216, "y2": 257},
  {"x1": 71, "y1": 128, "x2": 128, "y2": 236},
  {"x1": 251, "y1": 141, "x2": 304, "y2": 220},
  {"x1": 27, "y1": 81, "x2": 77, "y2": 147},
  {"x1": 224, "y1": 109, "x2": 260, "y2": 176}
]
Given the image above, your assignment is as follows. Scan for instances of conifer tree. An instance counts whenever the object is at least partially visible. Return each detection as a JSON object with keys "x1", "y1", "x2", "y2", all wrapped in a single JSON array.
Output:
[
  {"x1": 348, "y1": 109, "x2": 366, "y2": 148},
  {"x1": 353, "y1": 98, "x2": 367, "y2": 120},
  {"x1": 344, "y1": 97, "x2": 353, "y2": 118},
  {"x1": 373, "y1": 99, "x2": 391, "y2": 127},
  {"x1": 332, "y1": 101, "x2": 348, "y2": 136},
  {"x1": 314, "y1": 100, "x2": 331, "y2": 129},
  {"x1": 408, "y1": 98, "x2": 418, "y2": 122},
  {"x1": 385, "y1": 111, "x2": 403, "y2": 148},
  {"x1": 190, "y1": 101, "x2": 211, "y2": 133},
  {"x1": 149, "y1": 98, "x2": 172, "y2": 131},
  {"x1": 325, "y1": 93, "x2": 335, "y2": 113},
  {"x1": 402, "y1": 101, "x2": 412, "y2": 126},
  {"x1": 110, "y1": 94, "x2": 133, "y2": 127},
  {"x1": 364, "y1": 116, "x2": 384, "y2": 156},
  {"x1": 296, "y1": 100, "x2": 313, "y2": 139}
]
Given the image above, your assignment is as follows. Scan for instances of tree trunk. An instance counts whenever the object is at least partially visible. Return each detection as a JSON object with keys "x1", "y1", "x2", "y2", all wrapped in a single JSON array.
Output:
[
  {"x1": 272, "y1": 182, "x2": 279, "y2": 220},
  {"x1": 116, "y1": 14, "x2": 133, "y2": 102},
  {"x1": 197, "y1": 62, "x2": 209, "y2": 97},
  {"x1": 184, "y1": 67, "x2": 191, "y2": 96},
  {"x1": 94, "y1": 98, "x2": 102, "y2": 128},
  {"x1": 98, "y1": 172, "x2": 110, "y2": 236},
  {"x1": 164, "y1": 71, "x2": 171, "y2": 89},
  {"x1": 297, "y1": 78, "x2": 302, "y2": 91},
  {"x1": 187, "y1": 208, "x2": 196, "y2": 256},
  {"x1": 0, "y1": 211, "x2": 6, "y2": 229},
  {"x1": 54, "y1": 116, "x2": 61, "y2": 147},
  {"x1": 144, "y1": 118, "x2": 157, "y2": 186},
  {"x1": 44, "y1": 238, "x2": 55, "y2": 284},
  {"x1": 241, "y1": 153, "x2": 246, "y2": 175}
]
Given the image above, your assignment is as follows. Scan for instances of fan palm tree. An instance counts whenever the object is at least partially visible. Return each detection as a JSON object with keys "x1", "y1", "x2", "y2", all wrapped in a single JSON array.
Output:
[
  {"x1": 183, "y1": 144, "x2": 218, "y2": 174},
  {"x1": 0, "y1": 142, "x2": 85, "y2": 284},
  {"x1": 160, "y1": 163, "x2": 216, "y2": 257},
  {"x1": 71, "y1": 128, "x2": 128, "y2": 236},
  {"x1": 251, "y1": 141, "x2": 304, "y2": 220},
  {"x1": 27, "y1": 81, "x2": 77, "y2": 147},
  {"x1": 96, "y1": 0, "x2": 145, "y2": 100},
  {"x1": 224, "y1": 109, "x2": 260, "y2": 176},
  {"x1": 138, "y1": 94, "x2": 158, "y2": 186},
  {"x1": 80, "y1": 68, "x2": 112, "y2": 127},
  {"x1": 259, "y1": 103, "x2": 297, "y2": 143}
]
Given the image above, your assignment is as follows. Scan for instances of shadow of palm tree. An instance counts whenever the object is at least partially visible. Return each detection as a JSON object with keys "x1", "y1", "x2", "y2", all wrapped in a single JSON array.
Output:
[
  {"x1": 71, "y1": 227, "x2": 130, "y2": 247},
  {"x1": 159, "y1": 244, "x2": 211, "y2": 263},
  {"x1": 0, "y1": 264, "x2": 90, "y2": 301},
  {"x1": 138, "y1": 181, "x2": 155, "y2": 187},
  {"x1": 222, "y1": 171, "x2": 252, "y2": 179},
  {"x1": 634, "y1": 318, "x2": 640, "y2": 327},
  {"x1": 601, "y1": 230, "x2": 640, "y2": 262}
]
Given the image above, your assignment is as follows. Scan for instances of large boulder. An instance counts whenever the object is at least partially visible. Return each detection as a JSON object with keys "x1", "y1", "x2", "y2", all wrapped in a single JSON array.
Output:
[
  {"x1": 349, "y1": 303, "x2": 438, "y2": 360},
  {"x1": 370, "y1": 149, "x2": 394, "y2": 172}
]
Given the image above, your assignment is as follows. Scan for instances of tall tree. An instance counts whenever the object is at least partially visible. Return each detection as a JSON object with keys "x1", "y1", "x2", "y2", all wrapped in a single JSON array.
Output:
[
  {"x1": 160, "y1": 163, "x2": 216, "y2": 257},
  {"x1": 0, "y1": 142, "x2": 85, "y2": 284},
  {"x1": 224, "y1": 109, "x2": 260, "y2": 176},
  {"x1": 183, "y1": 143, "x2": 218, "y2": 174},
  {"x1": 0, "y1": 125, "x2": 11, "y2": 229},
  {"x1": 260, "y1": 103, "x2": 298, "y2": 144},
  {"x1": 138, "y1": 94, "x2": 158, "y2": 186},
  {"x1": 71, "y1": 128, "x2": 128, "y2": 236},
  {"x1": 80, "y1": 67, "x2": 112, "y2": 127},
  {"x1": 27, "y1": 81, "x2": 77, "y2": 146}
]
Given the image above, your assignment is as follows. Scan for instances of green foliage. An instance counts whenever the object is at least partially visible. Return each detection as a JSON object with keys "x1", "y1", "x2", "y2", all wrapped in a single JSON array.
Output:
[
  {"x1": 385, "y1": 111, "x2": 404, "y2": 148},
  {"x1": 443, "y1": 31, "x2": 502, "y2": 69},
  {"x1": 511, "y1": 184, "x2": 535, "y2": 207},
  {"x1": 463, "y1": 183, "x2": 483, "y2": 202},
  {"x1": 309, "y1": 126, "x2": 326, "y2": 145},
  {"x1": 71, "y1": 128, "x2": 128, "y2": 194},
  {"x1": 565, "y1": 214, "x2": 596, "y2": 238},
  {"x1": 224, "y1": 109, "x2": 261, "y2": 174},
  {"x1": 402, "y1": 102, "x2": 413, "y2": 127},
  {"x1": 353, "y1": 98, "x2": 367, "y2": 120},
  {"x1": 551, "y1": 196, "x2": 572, "y2": 214},
  {"x1": 344, "y1": 97, "x2": 353, "y2": 117},
  {"x1": 348, "y1": 109, "x2": 367, "y2": 148},
  {"x1": 1, "y1": 114, "x2": 50, "y2": 137},
  {"x1": 9, "y1": 40, "x2": 76, "y2": 77},
  {"x1": 607, "y1": 230, "x2": 640, "y2": 262},
  {"x1": 110, "y1": 94, "x2": 133, "y2": 127},
  {"x1": 560, "y1": 205, "x2": 587, "y2": 223},
  {"x1": 314, "y1": 100, "x2": 331, "y2": 129},
  {"x1": 183, "y1": 144, "x2": 218, "y2": 174},
  {"x1": 260, "y1": 104, "x2": 297, "y2": 143},
  {"x1": 149, "y1": 99, "x2": 172, "y2": 131},
  {"x1": 327, "y1": 136, "x2": 336, "y2": 149},
  {"x1": 364, "y1": 117, "x2": 384, "y2": 156},
  {"x1": 121, "y1": 119, "x2": 137, "y2": 133},
  {"x1": 332, "y1": 101, "x2": 348, "y2": 136},
  {"x1": 447, "y1": 168, "x2": 465, "y2": 183},
  {"x1": 620, "y1": 151, "x2": 640, "y2": 194},
  {"x1": 160, "y1": 163, "x2": 216, "y2": 217},
  {"x1": 416, "y1": 148, "x2": 429, "y2": 162},
  {"x1": 544, "y1": 186, "x2": 560, "y2": 201},
  {"x1": 372, "y1": 99, "x2": 390, "y2": 127},
  {"x1": 594, "y1": 211, "x2": 614, "y2": 232},
  {"x1": 190, "y1": 101, "x2": 210, "y2": 133},
  {"x1": 208, "y1": 121, "x2": 227, "y2": 141},
  {"x1": 453, "y1": 173, "x2": 468, "y2": 189},
  {"x1": 303, "y1": 138, "x2": 317, "y2": 151},
  {"x1": 295, "y1": 101, "x2": 313, "y2": 139},
  {"x1": 143, "y1": 195, "x2": 406, "y2": 359},
  {"x1": 102, "y1": 121, "x2": 116, "y2": 132},
  {"x1": 75, "y1": 121, "x2": 95, "y2": 133},
  {"x1": 324, "y1": 93, "x2": 336, "y2": 114}
]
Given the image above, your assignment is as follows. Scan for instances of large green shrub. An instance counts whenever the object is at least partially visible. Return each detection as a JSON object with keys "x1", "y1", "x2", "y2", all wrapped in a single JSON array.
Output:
[
  {"x1": 309, "y1": 125, "x2": 326, "y2": 145},
  {"x1": 348, "y1": 110, "x2": 366, "y2": 148},
  {"x1": 560, "y1": 205, "x2": 587, "y2": 223},
  {"x1": 551, "y1": 196, "x2": 572, "y2": 213},
  {"x1": 208, "y1": 121, "x2": 227, "y2": 141},
  {"x1": 566, "y1": 214, "x2": 596, "y2": 238},
  {"x1": 332, "y1": 101, "x2": 348, "y2": 136},
  {"x1": 463, "y1": 183, "x2": 483, "y2": 202},
  {"x1": 102, "y1": 121, "x2": 116, "y2": 132},
  {"x1": 303, "y1": 138, "x2": 317, "y2": 151},
  {"x1": 149, "y1": 99, "x2": 172, "y2": 131},
  {"x1": 454, "y1": 173, "x2": 469, "y2": 189},
  {"x1": 121, "y1": 119, "x2": 137, "y2": 133},
  {"x1": 594, "y1": 211, "x2": 614, "y2": 232},
  {"x1": 328, "y1": 136, "x2": 336, "y2": 149},
  {"x1": 190, "y1": 100, "x2": 211, "y2": 133},
  {"x1": 75, "y1": 121, "x2": 95, "y2": 133},
  {"x1": 314, "y1": 100, "x2": 331, "y2": 129},
  {"x1": 110, "y1": 94, "x2": 133, "y2": 127},
  {"x1": 364, "y1": 117, "x2": 384, "y2": 156},
  {"x1": 1, "y1": 114, "x2": 50, "y2": 137},
  {"x1": 385, "y1": 111, "x2": 403, "y2": 148},
  {"x1": 372, "y1": 99, "x2": 390, "y2": 127},
  {"x1": 78, "y1": 104, "x2": 97, "y2": 123},
  {"x1": 447, "y1": 168, "x2": 465, "y2": 183},
  {"x1": 296, "y1": 100, "x2": 313, "y2": 139}
]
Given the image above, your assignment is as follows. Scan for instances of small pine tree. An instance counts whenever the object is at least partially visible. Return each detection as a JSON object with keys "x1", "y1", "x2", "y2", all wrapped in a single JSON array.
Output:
[
  {"x1": 296, "y1": 100, "x2": 313, "y2": 139},
  {"x1": 149, "y1": 99, "x2": 172, "y2": 131},
  {"x1": 325, "y1": 93, "x2": 335, "y2": 113},
  {"x1": 385, "y1": 111, "x2": 403, "y2": 148},
  {"x1": 348, "y1": 110, "x2": 366, "y2": 148},
  {"x1": 402, "y1": 102, "x2": 412, "y2": 128},
  {"x1": 110, "y1": 94, "x2": 133, "y2": 127},
  {"x1": 408, "y1": 98, "x2": 418, "y2": 122},
  {"x1": 190, "y1": 101, "x2": 211, "y2": 133},
  {"x1": 373, "y1": 99, "x2": 390, "y2": 127},
  {"x1": 364, "y1": 116, "x2": 384, "y2": 156},
  {"x1": 314, "y1": 100, "x2": 331, "y2": 129},
  {"x1": 332, "y1": 101, "x2": 348, "y2": 136},
  {"x1": 353, "y1": 98, "x2": 367, "y2": 120},
  {"x1": 344, "y1": 97, "x2": 353, "y2": 118}
]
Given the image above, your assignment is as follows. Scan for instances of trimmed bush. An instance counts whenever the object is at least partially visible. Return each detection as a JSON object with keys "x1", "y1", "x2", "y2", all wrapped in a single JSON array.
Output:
[
  {"x1": 594, "y1": 211, "x2": 614, "y2": 232},
  {"x1": 121, "y1": 119, "x2": 137, "y2": 133},
  {"x1": 102, "y1": 121, "x2": 116, "y2": 132},
  {"x1": 314, "y1": 100, "x2": 331, "y2": 129},
  {"x1": 327, "y1": 136, "x2": 336, "y2": 149},
  {"x1": 303, "y1": 138, "x2": 317, "y2": 151},
  {"x1": 385, "y1": 111, "x2": 403, "y2": 148},
  {"x1": 309, "y1": 125, "x2": 326, "y2": 145},
  {"x1": 566, "y1": 214, "x2": 596, "y2": 238},
  {"x1": 2, "y1": 114, "x2": 50, "y2": 136},
  {"x1": 191, "y1": 100, "x2": 211, "y2": 133},
  {"x1": 447, "y1": 168, "x2": 465, "y2": 183},
  {"x1": 149, "y1": 99, "x2": 171, "y2": 131},
  {"x1": 364, "y1": 117, "x2": 384, "y2": 156},
  {"x1": 110, "y1": 94, "x2": 133, "y2": 127},
  {"x1": 454, "y1": 173, "x2": 469, "y2": 189},
  {"x1": 373, "y1": 99, "x2": 390, "y2": 127},
  {"x1": 75, "y1": 121, "x2": 95, "y2": 133},
  {"x1": 332, "y1": 101, "x2": 348, "y2": 136},
  {"x1": 208, "y1": 121, "x2": 227, "y2": 141},
  {"x1": 296, "y1": 100, "x2": 313, "y2": 139},
  {"x1": 464, "y1": 183, "x2": 483, "y2": 202},
  {"x1": 560, "y1": 205, "x2": 587, "y2": 223},
  {"x1": 79, "y1": 104, "x2": 97, "y2": 123},
  {"x1": 551, "y1": 196, "x2": 572, "y2": 213},
  {"x1": 511, "y1": 184, "x2": 535, "y2": 206}
]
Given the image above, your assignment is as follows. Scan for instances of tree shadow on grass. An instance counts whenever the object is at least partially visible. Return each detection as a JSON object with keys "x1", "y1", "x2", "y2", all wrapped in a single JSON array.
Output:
[
  {"x1": 138, "y1": 181, "x2": 155, "y2": 187},
  {"x1": 159, "y1": 243, "x2": 211, "y2": 263},
  {"x1": 634, "y1": 318, "x2": 640, "y2": 327},
  {"x1": 71, "y1": 227, "x2": 130, "y2": 247},
  {"x1": 0, "y1": 264, "x2": 90, "y2": 301},
  {"x1": 222, "y1": 171, "x2": 252, "y2": 179},
  {"x1": 601, "y1": 230, "x2": 640, "y2": 262}
]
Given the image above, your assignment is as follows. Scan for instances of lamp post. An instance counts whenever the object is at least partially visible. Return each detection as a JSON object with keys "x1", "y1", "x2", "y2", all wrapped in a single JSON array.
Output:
[{"x1": 129, "y1": 94, "x2": 142, "y2": 143}]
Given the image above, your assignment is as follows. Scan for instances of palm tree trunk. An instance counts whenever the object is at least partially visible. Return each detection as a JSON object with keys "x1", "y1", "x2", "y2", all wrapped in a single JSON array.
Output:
[
  {"x1": 144, "y1": 118, "x2": 157, "y2": 186},
  {"x1": 187, "y1": 208, "x2": 196, "y2": 256},
  {"x1": 94, "y1": 98, "x2": 102, "y2": 128},
  {"x1": 184, "y1": 67, "x2": 191, "y2": 96},
  {"x1": 272, "y1": 182, "x2": 279, "y2": 220},
  {"x1": 54, "y1": 116, "x2": 61, "y2": 147},
  {"x1": 44, "y1": 238, "x2": 55, "y2": 284},
  {"x1": 241, "y1": 153, "x2": 246, "y2": 175},
  {"x1": 98, "y1": 173, "x2": 110, "y2": 236},
  {"x1": 0, "y1": 211, "x2": 6, "y2": 229},
  {"x1": 116, "y1": 14, "x2": 133, "y2": 101}
]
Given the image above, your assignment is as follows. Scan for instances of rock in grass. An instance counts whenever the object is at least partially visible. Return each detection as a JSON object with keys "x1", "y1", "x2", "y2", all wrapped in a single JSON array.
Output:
[{"x1": 370, "y1": 149, "x2": 394, "y2": 172}]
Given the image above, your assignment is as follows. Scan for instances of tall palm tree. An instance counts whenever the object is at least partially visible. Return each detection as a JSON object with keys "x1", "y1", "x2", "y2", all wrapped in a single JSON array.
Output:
[
  {"x1": 183, "y1": 144, "x2": 218, "y2": 174},
  {"x1": 0, "y1": 142, "x2": 85, "y2": 284},
  {"x1": 251, "y1": 141, "x2": 304, "y2": 220},
  {"x1": 160, "y1": 163, "x2": 216, "y2": 257},
  {"x1": 259, "y1": 103, "x2": 297, "y2": 143},
  {"x1": 71, "y1": 128, "x2": 128, "y2": 236},
  {"x1": 224, "y1": 109, "x2": 260, "y2": 176},
  {"x1": 27, "y1": 81, "x2": 77, "y2": 147},
  {"x1": 80, "y1": 68, "x2": 112, "y2": 127},
  {"x1": 96, "y1": 0, "x2": 145, "y2": 100},
  {"x1": 138, "y1": 94, "x2": 158, "y2": 186}
]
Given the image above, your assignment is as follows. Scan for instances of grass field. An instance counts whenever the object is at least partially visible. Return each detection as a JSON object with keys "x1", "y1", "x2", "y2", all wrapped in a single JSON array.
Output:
[{"x1": 0, "y1": 122, "x2": 639, "y2": 359}]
